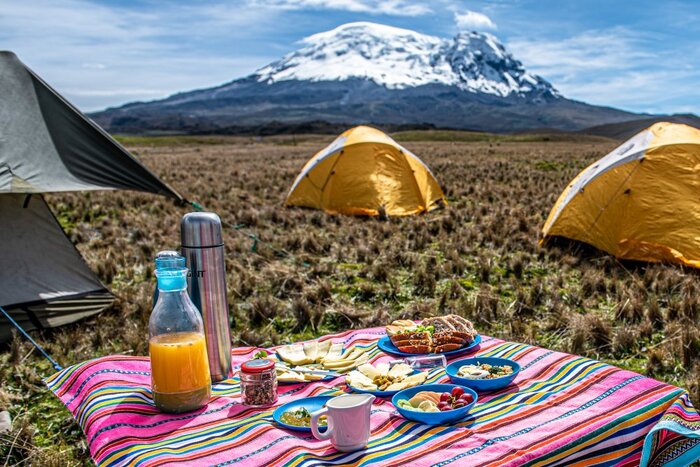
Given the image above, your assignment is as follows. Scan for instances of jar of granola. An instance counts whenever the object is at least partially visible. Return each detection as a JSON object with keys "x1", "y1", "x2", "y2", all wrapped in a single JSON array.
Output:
[{"x1": 240, "y1": 359, "x2": 278, "y2": 406}]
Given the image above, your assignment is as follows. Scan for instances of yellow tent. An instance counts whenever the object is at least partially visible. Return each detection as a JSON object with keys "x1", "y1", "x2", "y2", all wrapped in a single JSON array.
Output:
[
  {"x1": 285, "y1": 126, "x2": 446, "y2": 216},
  {"x1": 542, "y1": 122, "x2": 700, "y2": 267}
]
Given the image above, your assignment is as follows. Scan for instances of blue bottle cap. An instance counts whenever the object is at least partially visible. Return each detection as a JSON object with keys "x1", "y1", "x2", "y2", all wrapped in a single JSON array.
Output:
[{"x1": 155, "y1": 251, "x2": 186, "y2": 270}]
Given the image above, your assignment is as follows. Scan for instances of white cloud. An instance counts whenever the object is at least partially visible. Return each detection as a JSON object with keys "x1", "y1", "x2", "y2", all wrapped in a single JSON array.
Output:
[
  {"x1": 81, "y1": 63, "x2": 106, "y2": 70},
  {"x1": 509, "y1": 29, "x2": 652, "y2": 75},
  {"x1": 0, "y1": 0, "x2": 279, "y2": 111},
  {"x1": 454, "y1": 10, "x2": 496, "y2": 31},
  {"x1": 508, "y1": 28, "x2": 700, "y2": 113},
  {"x1": 249, "y1": 0, "x2": 432, "y2": 16},
  {"x1": 551, "y1": 69, "x2": 700, "y2": 114}
]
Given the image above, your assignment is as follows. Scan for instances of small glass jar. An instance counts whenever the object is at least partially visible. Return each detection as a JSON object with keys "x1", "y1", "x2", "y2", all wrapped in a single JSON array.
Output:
[
  {"x1": 240, "y1": 359, "x2": 278, "y2": 407},
  {"x1": 390, "y1": 355, "x2": 447, "y2": 371}
]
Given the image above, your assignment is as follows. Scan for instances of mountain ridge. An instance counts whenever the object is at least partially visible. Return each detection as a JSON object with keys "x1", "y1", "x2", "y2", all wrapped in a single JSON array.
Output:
[{"x1": 92, "y1": 22, "x2": 652, "y2": 134}]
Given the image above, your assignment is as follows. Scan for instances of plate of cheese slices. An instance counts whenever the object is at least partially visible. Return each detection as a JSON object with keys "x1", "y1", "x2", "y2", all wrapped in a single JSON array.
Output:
[{"x1": 273, "y1": 340, "x2": 370, "y2": 384}]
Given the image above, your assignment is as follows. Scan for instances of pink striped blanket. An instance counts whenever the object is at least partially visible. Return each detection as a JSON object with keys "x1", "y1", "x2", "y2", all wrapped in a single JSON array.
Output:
[{"x1": 45, "y1": 328, "x2": 700, "y2": 466}]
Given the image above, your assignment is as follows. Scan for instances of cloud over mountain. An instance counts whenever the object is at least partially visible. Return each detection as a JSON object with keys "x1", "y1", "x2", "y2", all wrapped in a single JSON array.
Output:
[{"x1": 454, "y1": 10, "x2": 497, "y2": 31}]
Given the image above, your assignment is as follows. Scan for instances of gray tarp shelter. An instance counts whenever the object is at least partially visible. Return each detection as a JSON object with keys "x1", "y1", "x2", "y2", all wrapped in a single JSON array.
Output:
[{"x1": 0, "y1": 51, "x2": 186, "y2": 341}]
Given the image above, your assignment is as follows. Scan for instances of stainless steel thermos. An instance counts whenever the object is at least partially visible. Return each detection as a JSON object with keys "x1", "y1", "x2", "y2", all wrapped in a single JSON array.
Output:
[{"x1": 181, "y1": 212, "x2": 233, "y2": 382}]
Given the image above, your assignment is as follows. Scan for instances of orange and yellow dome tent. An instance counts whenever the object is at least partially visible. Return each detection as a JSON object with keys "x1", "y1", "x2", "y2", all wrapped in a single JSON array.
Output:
[
  {"x1": 285, "y1": 126, "x2": 446, "y2": 216},
  {"x1": 542, "y1": 122, "x2": 700, "y2": 267}
]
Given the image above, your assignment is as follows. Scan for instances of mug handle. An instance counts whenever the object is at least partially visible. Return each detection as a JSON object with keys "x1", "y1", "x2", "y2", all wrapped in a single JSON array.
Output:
[{"x1": 310, "y1": 408, "x2": 332, "y2": 441}]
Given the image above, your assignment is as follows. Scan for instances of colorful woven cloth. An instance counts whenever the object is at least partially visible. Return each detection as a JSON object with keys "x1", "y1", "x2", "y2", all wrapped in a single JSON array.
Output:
[{"x1": 46, "y1": 328, "x2": 700, "y2": 466}]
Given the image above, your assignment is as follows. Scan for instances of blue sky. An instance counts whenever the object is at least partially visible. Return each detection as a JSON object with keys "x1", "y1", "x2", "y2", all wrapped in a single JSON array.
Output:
[{"x1": 2, "y1": 0, "x2": 698, "y2": 115}]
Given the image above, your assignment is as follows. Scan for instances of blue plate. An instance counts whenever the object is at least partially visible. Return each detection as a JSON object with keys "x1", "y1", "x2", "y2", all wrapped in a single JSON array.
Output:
[
  {"x1": 377, "y1": 334, "x2": 481, "y2": 357},
  {"x1": 392, "y1": 384, "x2": 477, "y2": 425},
  {"x1": 446, "y1": 357, "x2": 520, "y2": 392},
  {"x1": 346, "y1": 370, "x2": 427, "y2": 397},
  {"x1": 272, "y1": 396, "x2": 333, "y2": 432}
]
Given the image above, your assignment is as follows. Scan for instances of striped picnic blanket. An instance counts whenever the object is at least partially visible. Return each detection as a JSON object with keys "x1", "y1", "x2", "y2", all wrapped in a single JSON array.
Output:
[{"x1": 45, "y1": 328, "x2": 700, "y2": 466}]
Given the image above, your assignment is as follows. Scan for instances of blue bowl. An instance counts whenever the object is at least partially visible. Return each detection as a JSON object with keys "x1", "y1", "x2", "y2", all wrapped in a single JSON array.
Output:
[
  {"x1": 446, "y1": 357, "x2": 520, "y2": 392},
  {"x1": 392, "y1": 384, "x2": 477, "y2": 425}
]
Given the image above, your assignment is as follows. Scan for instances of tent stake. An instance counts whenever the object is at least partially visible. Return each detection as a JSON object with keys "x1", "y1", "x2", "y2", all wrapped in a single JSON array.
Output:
[{"x1": 0, "y1": 306, "x2": 62, "y2": 371}]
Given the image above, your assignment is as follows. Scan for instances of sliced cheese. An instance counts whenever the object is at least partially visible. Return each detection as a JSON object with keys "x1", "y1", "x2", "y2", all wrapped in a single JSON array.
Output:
[
  {"x1": 401, "y1": 371, "x2": 428, "y2": 385},
  {"x1": 316, "y1": 340, "x2": 332, "y2": 360},
  {"x1": 347, "y1": 370, "x2": 376, "y2": 390},
  {"x1": 322, "y1": 358, "x2": 356, "y2": 369},
  {"x1": 322, "y1": 347, "x2": 364, "y2": 364},
  {"x1": 385, "y1": 371, "x2": 428, "y2": 391},
  {"x1": 376, "y1": 363, "x2": 390, "y2": 377},
  {"x1": 357, "y1": 363, "x2": 381, "y2": 380},
  {"x1": 385, "y1": 381, "x2": 409, "y2": 391},
  {"x1": 277, "y1": 344, "x2": 311, "y2": 365},
  {"x1": 343, "y1": 347, "x2": 364, "y2": 361},
  {"x1": 303, "y1": 341, "x2": 319, "y2": 362},
  {"x1": 329, "y1": 353, "x2": 369, "y2": 373},
  {"x1": 303, "y1": 373, "x2": 326, "y2": 381},
  {"x1": 324, "y1": 343, "x2": 344, "y2": 361},
  {"x1": 278, "y1": 371, "x2": 306, "y2": 382},
  {"x1": 388, "y1": 363, "x2": 413, "y2": 379}
]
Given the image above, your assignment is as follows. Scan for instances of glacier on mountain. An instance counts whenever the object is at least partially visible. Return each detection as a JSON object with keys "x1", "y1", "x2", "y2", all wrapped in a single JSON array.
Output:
[{"x1": 254, "y1": 22, "x2": 557, "y2": 98}]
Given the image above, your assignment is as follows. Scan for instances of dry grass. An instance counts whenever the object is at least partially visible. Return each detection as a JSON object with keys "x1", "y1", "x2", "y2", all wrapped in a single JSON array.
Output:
[{"x1": 1, "y1": 135, "x2": 699, "y2": 464}]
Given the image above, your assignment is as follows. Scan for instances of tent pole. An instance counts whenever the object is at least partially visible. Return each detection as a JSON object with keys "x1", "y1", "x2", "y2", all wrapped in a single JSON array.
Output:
[{"x1": 0, "y1": 306, "x2": 62, "y2": 371}]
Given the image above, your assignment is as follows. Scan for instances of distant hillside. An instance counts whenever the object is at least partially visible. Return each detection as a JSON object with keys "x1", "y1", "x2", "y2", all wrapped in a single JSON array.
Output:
[
  {"x1": 581, "y1": 114, "x2": 700, "y2": 139},
  {"x1": 92, "y1": 22, "x2": 645, "y2": 134}
]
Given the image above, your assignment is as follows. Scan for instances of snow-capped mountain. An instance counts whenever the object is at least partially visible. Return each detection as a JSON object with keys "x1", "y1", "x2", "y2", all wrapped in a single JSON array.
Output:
[
  {"x1": 92, "y1": 22, "x2": 642, "y2": 134},
  {"x1": 254, "y1": 22, "x2": 556, "y2": 98}
]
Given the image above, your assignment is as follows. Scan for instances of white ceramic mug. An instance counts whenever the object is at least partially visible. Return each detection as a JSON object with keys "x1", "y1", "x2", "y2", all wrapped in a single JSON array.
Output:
[{"x1": 310, "y1": 393, "x2": 375, "y2": 452}]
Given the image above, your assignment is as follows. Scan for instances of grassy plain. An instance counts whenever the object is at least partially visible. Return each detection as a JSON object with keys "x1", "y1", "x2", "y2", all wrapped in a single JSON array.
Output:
[{"x1": 2, "y1": 133, "x2": 699, "y2": 464}]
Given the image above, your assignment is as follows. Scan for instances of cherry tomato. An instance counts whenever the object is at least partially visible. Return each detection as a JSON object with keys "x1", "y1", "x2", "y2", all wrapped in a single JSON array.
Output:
[{"x1": 451, "y1": 387, "x2": 465, "y2": 398}]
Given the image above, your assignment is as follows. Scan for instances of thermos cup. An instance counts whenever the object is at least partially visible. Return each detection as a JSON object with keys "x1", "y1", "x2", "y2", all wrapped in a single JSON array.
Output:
[{"x1": 181, "y1": 212, "x2": 233, "y2": 382}]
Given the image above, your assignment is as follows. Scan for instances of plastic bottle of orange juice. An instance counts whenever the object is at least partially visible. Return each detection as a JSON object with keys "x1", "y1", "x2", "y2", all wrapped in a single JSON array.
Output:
[{"x1": 149, "y1": 265, "x2": 211, "y2": 413}]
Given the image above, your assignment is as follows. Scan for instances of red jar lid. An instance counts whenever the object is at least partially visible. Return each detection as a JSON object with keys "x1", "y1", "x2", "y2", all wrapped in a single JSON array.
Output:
[{"x1": 241, "y1": 359, "x2": 275, "y2": 373}]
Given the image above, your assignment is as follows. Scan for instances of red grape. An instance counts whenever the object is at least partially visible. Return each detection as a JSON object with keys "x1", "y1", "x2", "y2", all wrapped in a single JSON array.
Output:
[
  {"x1": 451, "y1": 387, "x2": 465, "y2": 398},
  {"x1": 453, "y1": 402, "x2": 465, "y2": 409},
  {"x1": 439, "y1": 392, "x2": 450, "y2": 402},
  {"x1": 438, "y1": 402, "x2": 448, "y2": 411}
]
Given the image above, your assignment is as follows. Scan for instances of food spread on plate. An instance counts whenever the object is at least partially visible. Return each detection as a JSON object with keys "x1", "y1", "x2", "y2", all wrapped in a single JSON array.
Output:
[
  {"x1": 346, "y1": 362, "x2": 428, "y2": 392},
  {"x1": 396, "y1": 387, "x2": 474, "y2": 412},
  {"x1": 458, "y1": 362, "x2": 513, "y2": 379},
  {"x1": 280, "y1": 407, "x2": 327, "y2": 428},
  {"x1": 386, "y1": 315, "x2": 478, "y2": 354},
  {"x1": 273, "y1": 341, "x2": 369, "y2": 382}
]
